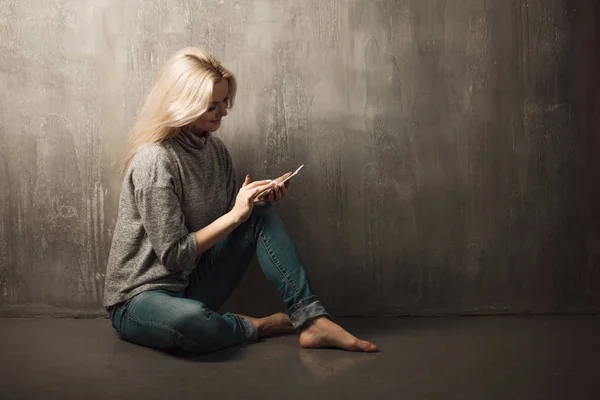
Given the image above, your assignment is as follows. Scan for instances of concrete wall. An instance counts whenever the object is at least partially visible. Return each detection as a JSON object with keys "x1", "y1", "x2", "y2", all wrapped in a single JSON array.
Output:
[{"x1": 1, "y1": 0, "x2": 599, "y2": 317}]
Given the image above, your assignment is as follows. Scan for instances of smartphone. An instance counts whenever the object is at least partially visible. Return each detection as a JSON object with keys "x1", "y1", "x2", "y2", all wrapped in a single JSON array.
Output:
[{"x1": 257, "y1": 164, "x2": 304, "y2": 199}]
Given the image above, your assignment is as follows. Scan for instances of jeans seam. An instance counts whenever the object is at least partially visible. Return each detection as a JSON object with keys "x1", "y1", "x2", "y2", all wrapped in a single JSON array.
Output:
[
  {"x1": 123, "y1": 311, "x2": 201, "y2": 349},
  {"x1": 259, "y1": 233, "x2": 299, "y2": 300},
  {"x1": 110, "y1": 308, "x2": 125, "y2": 339}
]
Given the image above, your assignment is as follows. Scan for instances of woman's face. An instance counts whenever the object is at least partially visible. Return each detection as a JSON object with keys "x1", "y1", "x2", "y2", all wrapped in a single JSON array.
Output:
[{"x1": 192, "y1": 79, "x2": 229, "y2": 133}]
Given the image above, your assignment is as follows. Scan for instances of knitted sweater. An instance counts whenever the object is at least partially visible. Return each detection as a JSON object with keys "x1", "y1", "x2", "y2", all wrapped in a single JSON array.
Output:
[{"x1": 103, "y1": 129, "x2": 236, "y2": 308}]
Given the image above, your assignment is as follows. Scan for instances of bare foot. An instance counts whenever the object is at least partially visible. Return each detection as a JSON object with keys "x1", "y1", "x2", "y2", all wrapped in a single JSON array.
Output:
[
  {"x1": 237, "y1": 312, "x2": 296, "y2": 338},
  {"x1": 299, "y1": 317, "x2": 378, "y2": 352}
]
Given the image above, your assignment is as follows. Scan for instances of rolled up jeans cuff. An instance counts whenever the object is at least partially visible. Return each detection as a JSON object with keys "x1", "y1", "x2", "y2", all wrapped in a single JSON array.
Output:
[
  {"x1": 288, "y1": 297, "x2": 330, "y2": 330},
  {"x1": 237, "y1": 315, "x2": 259, "y2": 342}
]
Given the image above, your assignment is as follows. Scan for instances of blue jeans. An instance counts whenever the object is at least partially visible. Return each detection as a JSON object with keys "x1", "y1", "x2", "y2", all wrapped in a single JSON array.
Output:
[{"x1": 109, "y1": 204, "x2": 329, "y2": 354}]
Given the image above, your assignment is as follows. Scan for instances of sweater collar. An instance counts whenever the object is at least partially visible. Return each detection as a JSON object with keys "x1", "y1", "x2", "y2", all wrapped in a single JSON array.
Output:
[{"x1": 175, "y1": 126, "x2": 211, "y2": 150}]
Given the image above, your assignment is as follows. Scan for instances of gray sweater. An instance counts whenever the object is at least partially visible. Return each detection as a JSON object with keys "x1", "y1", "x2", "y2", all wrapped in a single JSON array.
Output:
[{"x1": 103, "y1": 129, "x2": 236, "y2": 308}]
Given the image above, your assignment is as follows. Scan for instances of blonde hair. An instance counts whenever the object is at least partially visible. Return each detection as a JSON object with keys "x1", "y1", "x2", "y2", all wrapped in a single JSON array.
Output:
[{"x1": 123, "y1": 47, "x2": 237, "y2": 173}]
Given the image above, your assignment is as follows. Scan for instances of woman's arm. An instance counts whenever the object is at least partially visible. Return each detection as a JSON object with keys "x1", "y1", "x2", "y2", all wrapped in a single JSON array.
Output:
[
  {"x1": 194, "y1": 211, "x2": 240, "y2": 255},
  {"x1": 132, "y1": 148, "x2": 275, "y2": 271},
  {"x1": 194, "y1": 176, "x2": 276, "y2": 254}
]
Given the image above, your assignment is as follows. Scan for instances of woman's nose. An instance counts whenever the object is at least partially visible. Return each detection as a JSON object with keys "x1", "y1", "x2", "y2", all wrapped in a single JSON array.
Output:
[{"x1": 219, "y1": 104, "x2": 228, "y2": 117}]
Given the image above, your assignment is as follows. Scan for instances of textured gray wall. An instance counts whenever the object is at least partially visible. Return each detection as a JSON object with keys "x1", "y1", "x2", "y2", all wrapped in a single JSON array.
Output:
[{"x1": 1, "y1": 0, "x2": 599, "y2": 317}]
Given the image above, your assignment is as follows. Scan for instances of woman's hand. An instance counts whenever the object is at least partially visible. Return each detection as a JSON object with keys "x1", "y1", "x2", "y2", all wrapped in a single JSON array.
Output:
[
  {"x1": 261, "y1": 172, "x2": 292, "y2": 203},
  {"x1": 230, "y1": 175, "x2": 276, "y2": 223}
]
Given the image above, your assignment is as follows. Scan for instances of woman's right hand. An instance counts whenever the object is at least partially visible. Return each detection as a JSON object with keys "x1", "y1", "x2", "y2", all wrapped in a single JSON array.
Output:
[{"x1": 230, "y1": 175, "x2": 275, "y2": 224}]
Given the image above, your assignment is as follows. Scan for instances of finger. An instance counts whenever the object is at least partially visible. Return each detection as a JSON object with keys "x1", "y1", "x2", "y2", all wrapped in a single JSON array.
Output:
[
  {"x1": 257, "y1": 187, "x2": 271, "y2": 200},
  {"x1": 250, "y1": 187, "x2": 262, "y2": 202},
  {"x1": 258, "y1": 189, "x2": 270, "y2": 202},
  {"x1": 267, "y1": 187, "x2": 277, "y2": 203},
  {"x1": 242, "y1": 174, "x2": 251, "y2": 187},
  {"x1": 273, "y1": 186, "x2": 282, "y2": 202},
  {"x1": 253, "y1": 187, "x2": 269, "y2": 201},
  {"x1": 251, "y1": 183, "x2": 276, "y2": 199},
  {"x1": 254, "y1": 188, "x2": 268, "y2": 203},
  {"x1": 275, "y1": 172, "x2": 292, "y2": 183},
  {"x1": 245, "y1": 179, "x2": 272, "y2": 190},
  {"x1": 279, "y1": 183, "x2": 287, "y2": 197}
]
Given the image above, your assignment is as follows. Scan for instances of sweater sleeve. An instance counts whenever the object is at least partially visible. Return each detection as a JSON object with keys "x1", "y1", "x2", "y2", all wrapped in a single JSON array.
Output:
[{"x1": 131, "y1": 147, "x2": 198, "y2": 274}]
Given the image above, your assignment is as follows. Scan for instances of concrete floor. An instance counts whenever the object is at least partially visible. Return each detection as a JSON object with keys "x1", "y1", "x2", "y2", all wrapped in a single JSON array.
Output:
[{"x1": 0, "y1": 316, "x2": 599, "y2": 400}]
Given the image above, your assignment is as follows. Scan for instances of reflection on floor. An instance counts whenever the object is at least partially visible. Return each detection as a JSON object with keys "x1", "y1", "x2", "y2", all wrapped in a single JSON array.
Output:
[{"x1": 1, "y1": 316, "x2": 599, "y2": 399}]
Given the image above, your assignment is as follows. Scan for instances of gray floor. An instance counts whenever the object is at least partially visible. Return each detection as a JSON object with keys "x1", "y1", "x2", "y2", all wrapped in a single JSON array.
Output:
[{"x1": 1, "y1": 315, "x2": 599, "y2": 400}]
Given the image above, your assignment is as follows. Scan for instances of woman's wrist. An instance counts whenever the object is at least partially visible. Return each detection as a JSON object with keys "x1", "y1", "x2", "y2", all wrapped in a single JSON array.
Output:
[
  {"x1": 194, "y1": 210, "x2": 243, "y2": 255},
  {"x1": 226, "y1": 209, "x2": 243, "y2": 226}
]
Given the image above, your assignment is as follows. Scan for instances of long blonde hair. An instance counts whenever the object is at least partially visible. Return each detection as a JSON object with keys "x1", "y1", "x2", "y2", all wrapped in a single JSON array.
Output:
[{"x1": 123, "y1": 47, "x2": 237, "y2": 173}]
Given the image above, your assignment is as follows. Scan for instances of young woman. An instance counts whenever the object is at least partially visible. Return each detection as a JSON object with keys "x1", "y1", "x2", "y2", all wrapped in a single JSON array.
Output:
[{"x1": 103, "y1": 47, "x2": 378, "y2": 354}]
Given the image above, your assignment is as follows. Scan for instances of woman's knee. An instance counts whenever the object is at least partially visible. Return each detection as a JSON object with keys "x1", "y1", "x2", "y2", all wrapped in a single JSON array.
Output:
[
  {"x1": 249, "y1": 203, "x2": 281, "y2": 225},
  {"x1": 170, "y1": 303, "x2": 243, "y2": 354},
  {"x1": 252, "y1": 202, "x2": 275, "y2": 216},
  {"x1": 240, "y1": 204, "x2": 274, "y2": 231},
  {"x1": 170, "y1": 303, "x2": 212, "y2": 350}
]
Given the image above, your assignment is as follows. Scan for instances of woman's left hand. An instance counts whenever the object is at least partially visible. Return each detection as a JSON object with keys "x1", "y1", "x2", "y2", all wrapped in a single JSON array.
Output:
[{"x1": 262, "y1": 172, "x2": 291, "y2": 203}]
